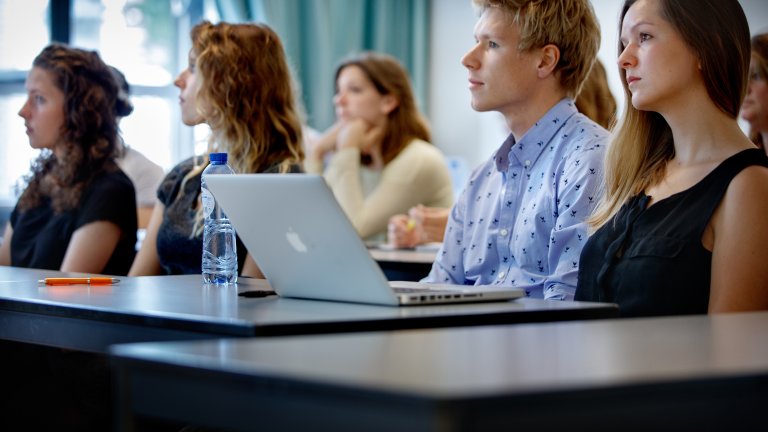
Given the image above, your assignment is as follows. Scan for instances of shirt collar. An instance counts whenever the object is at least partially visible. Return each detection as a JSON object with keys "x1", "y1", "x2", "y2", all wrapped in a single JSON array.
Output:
[{"x1": 494, "y1": 98, "x2": 578, "y2": 172}]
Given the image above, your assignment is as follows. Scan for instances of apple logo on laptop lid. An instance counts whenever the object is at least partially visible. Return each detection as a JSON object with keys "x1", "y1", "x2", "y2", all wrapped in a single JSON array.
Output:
[{"x1": 286, "y1": 227, "x2": 309, "y2": 253}]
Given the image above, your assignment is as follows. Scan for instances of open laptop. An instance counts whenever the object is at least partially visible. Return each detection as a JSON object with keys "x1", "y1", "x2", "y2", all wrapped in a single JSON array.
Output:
[{"x1": 205, "y1": 174, "x2": 524, "y2": 306}]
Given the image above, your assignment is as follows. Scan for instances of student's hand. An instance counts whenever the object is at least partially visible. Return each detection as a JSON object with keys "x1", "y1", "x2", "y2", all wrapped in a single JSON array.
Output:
[
  {"x1": 337, "y1": 119, "x2": 385, "y2": 155},
  {"x1": 0, "y1": 223, "x2": 13, "y2": 266},
  {"x1": 336, "y1": 119, "x2": 367, "y2": 150},
  {"x1": 129, "y1": 200, "x2": 165, "y2": 276},
  {"x1": 387, "y1": 213, "x2": 421, "y2": 249},
  {"x1": 241, "y1": 252, "x2": 265, "y2": 279},
  {"x1": 387, "y1": 205, "x2": 451, "y2": 249},
  {"x1": 309, "y1": 122, "x2": 343, "y2": 162},
  {"x1": 410, "y1": 205, "x2": 450, "y2": 244}
]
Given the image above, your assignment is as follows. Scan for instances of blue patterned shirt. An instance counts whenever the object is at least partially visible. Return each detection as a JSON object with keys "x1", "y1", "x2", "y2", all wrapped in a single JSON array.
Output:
[{"x1": 423, "y1": 99, "x2": 608, "y2": 300}]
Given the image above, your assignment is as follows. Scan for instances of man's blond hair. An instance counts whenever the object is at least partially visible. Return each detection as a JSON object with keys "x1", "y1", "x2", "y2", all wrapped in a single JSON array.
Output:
[{"x1": 472, "y1": 0, "x2": 600, "y2": 98}]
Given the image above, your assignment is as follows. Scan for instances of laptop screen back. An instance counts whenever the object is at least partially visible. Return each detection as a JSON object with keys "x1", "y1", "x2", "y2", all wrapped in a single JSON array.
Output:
[{"x1": 204, "y1": 174, "x2": 399, "y2": 305}]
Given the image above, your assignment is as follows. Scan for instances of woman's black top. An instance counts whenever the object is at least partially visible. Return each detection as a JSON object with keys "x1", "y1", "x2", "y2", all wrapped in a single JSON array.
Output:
[
  {"x1": 575, "y1": 148, "x2": 768, "y2": 317},
  {"x1": 10, "y1": 169, "x2": 137, "y2": 275},
  {"x1": 155, "y1": 157, "x2": 303, "y2": 275}
]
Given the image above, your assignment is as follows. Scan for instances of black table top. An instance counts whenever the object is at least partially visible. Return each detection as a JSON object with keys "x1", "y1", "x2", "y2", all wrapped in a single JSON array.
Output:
[
  {"x1": 1, "y1": 267, "x2": 617, "y2": 351},
  {"x1": 111, "y1": 312, "x2": 768, "y2": 430}
]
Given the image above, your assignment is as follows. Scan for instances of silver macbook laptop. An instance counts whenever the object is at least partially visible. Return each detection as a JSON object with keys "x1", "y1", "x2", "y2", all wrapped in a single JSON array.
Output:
[{"x1": 205, "y1": 174, "x2": 524, "y2": 306}]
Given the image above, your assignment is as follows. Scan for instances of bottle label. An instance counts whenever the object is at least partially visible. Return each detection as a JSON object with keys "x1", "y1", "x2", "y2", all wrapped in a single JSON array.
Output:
[{"x1": 201, "y1": 187, "x2": 215, "y2": 218}]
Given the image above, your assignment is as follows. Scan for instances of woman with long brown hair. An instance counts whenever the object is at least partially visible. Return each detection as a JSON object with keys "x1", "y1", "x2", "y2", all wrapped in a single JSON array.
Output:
[
  {"x1": 575, "y1": 0, "x2": 768, "y2": 316},
  {"x1": 307, "y1": 52, "x2": 453, "y2": 241},
  {"x1": 0, "y1": 44, "x2": 137, "y2": 275},
  {"x1": 130, "y1": 21, "x2": 304, "y2": 277}
]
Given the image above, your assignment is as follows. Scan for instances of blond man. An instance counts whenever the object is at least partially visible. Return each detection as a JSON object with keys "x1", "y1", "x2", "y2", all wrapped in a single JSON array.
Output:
[{"x1": 422, "y1": 0, "x2": 608, "y2": 300}]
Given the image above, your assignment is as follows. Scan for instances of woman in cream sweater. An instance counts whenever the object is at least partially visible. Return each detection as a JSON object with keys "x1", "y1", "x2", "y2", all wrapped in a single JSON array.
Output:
[{"x1": 307, "y1": 52, "x2": 453, "y2": 241}]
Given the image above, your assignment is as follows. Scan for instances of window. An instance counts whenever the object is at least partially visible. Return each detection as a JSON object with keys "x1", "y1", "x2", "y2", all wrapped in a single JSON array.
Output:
[
  {"x1": 0, "y1": 0, "x2": 210, "y2": 202},
  {"x1": 0, "y1": 0, "x2": 50, "y2": 71},
  {"x1": 72, "y1": 0, "x2": 185, "y2": 171},
  {"x1": 0, "y1": 0, "x2": 50, "y2": 198}
]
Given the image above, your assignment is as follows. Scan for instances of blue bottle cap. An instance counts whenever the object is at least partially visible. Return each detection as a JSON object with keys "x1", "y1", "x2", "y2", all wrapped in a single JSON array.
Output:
[{"x1": 209, "y1": 152, "x2": 228, "y2": 163}]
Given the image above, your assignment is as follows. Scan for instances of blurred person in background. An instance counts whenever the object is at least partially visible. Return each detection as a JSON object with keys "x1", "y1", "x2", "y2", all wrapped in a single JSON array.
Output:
[
  {"x1": 306, "y1": 52, "x2": 453, "y2": 242},
  {"x1": 110, "y1": 66, "x2": 165, "y2": 229},
  {"x1": 741, "y1": 33, "x2": 768, "y2": 154}
]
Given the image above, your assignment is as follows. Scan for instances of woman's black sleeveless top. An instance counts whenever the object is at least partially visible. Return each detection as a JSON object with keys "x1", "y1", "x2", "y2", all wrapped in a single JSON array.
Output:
[{"x1": 575, "y1": 149, "x2": 768, "y2": 317}]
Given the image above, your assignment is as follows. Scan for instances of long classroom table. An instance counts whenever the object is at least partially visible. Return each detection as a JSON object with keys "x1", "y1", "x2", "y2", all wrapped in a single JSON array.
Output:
[
  {"x1": 111, "y1": 311, "x2": 768, "y2": 431},
  {"x1": 0, "y1": 266, "x2": 617, "y2": 353},
  {"x1": 0, "y1": 265, "x2": 616, "y2": 430}
]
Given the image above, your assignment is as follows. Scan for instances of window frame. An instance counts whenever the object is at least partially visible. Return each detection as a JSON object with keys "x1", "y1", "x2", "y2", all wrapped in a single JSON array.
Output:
[{"x1": 0, "y1": 0, "x2": 204, "y2": 202}]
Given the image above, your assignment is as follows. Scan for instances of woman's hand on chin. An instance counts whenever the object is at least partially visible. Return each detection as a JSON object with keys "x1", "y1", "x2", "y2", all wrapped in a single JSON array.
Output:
[
  {"x1": 309, "y1": 122, "x2": 343, "y2": 161},
  {"x1": 337, "y1": 118, "x2": 367, "y2": 151}
]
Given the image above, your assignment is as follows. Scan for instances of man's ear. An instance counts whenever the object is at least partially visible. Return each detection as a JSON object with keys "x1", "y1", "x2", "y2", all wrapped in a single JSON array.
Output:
[{"x1": 537, "y1": 44, "x2": 560, "y2": 79}]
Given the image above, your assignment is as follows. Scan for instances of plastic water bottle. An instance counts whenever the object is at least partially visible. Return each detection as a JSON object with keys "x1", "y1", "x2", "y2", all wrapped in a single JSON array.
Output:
[{"x1": 201, "y1": 152, "x2": 238, "y2": 284}]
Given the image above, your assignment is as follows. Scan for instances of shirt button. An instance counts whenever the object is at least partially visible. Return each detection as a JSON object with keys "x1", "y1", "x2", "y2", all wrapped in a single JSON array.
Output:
[
  {"x1": 524, "y1": 160, "x2": 531, "y2": 167},
  {"x1": 498, "y1": 271, "x2": 505, "y2": 279},
  {"x1": 500, "y1": 229, "x2": 509, "y2": 236}
]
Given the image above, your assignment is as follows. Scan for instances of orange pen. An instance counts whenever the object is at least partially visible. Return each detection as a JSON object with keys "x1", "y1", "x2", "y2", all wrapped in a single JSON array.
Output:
[{"x1": 38, "y1": 277, "x2": 120, "y2": 285}]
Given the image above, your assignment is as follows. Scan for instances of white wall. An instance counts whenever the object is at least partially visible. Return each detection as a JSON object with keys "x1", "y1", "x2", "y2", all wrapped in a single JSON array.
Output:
[
  {"x1": 429, "y1": 0, "x2": 768, "y2": 171},
  {"x1": 429, "y1": 0, "x2": 506, "y2": 169}
]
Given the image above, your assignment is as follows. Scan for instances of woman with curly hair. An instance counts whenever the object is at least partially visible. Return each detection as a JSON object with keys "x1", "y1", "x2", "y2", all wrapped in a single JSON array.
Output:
[
  {"x1": 129, "y1": 21, "x2": 304, "y2": 277},
  {"x1": 0, "y1": 44, "x2": 137, "y2": 274}
]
